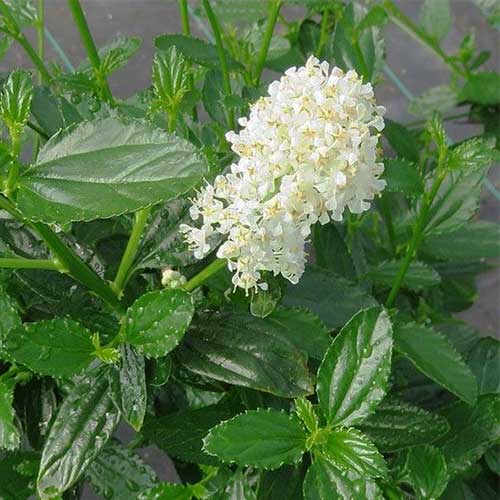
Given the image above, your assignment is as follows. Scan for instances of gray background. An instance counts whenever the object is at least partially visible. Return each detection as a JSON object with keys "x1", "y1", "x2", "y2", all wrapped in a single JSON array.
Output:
[{"x1": 1, "y1": 0, "x2": 499, "y2": 495}]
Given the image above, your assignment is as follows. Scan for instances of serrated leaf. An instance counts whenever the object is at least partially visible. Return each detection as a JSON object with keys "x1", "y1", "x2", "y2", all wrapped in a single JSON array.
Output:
[
  {"x1": 420, "y1": 0, "x2": 451, "y2": 41},
  {"x1": 368, "y1": 260, "x2": 441, "y2": 290},
  {"x1": 155, "y1": 34, "x2": 243, "y2": 71},
  {"x1": 321, "y1": 427, "x2": 388, "y2": 479},
  {"x1": 409, "y1": 85, "x2": 458, "y2": 119},
  {"x1": 37, "y1": 365, "x2": 120, "y2": 499},
  {"x1": 294, "y1": 397, "x2": 319, "y2": 433},
  {"x1": 17, "y1": 117, "x2": 208, "y2": 224},
  {"x1": 86, "y1": 442, "x2": 157, "y2": 500},
  {"x1": 139, "y1": 482, "x2": 192, "y2": 500},
  {"x1": 109, "y1": 344, "x2": 147, "y2": 430},
  {"x1": 3, "y1": 318, "x2": 95, "y2": 377},
  {"x1": 358, "y1": 397, "x2": 450, "y2": 452},
  {"x1": 383, "y1": 119, "x2": 420, "y2": 163},
  {"x1": 95, "y1": 36, "x2": 142, "y2": 76},
  {"x1": 125, "y1": 288, "x2": 194, "y2": 358},
  {"x1": 283, "y1": 267, "x2": 377, "y2": 329},
  {"x1": 468, "y1": 337, "x2": 500, "y2": 395},
  {"x1": 0, "y1": 380, "x2": 20, "y2": 450},
  {"x1": 176, "y1": 310, "x2": 314, "y2": 398},
  {"x1": 382, "y1": 158, "x2": 424, "y2": 195},
  {"x1": 459, "y1": 72, "x2": 500, "y2": 105},
  {"x1": 0, "y1": 287, "x2": 21, "y2": 354},
  {"x1": 401, "y1": 445, "x2": 449, "y2": 500},
  {"x1": 0, "y1": 452, "x2": 39, "y2": 500},
  {"x1": 204, "y1": 409, "x2": 307, "y2": 469},
  {"x1": 0, "y1": 69, "x2": 33, "y2": 135},
  {"x1": 446, "y1": 138, "x2": 494, "y2": 171},
  {"x1": 317, "y1": 307, "x2": 392, "y2": 426},
  {"x1": 394, "y1": 322, "x2": 478, "y2": 405}
]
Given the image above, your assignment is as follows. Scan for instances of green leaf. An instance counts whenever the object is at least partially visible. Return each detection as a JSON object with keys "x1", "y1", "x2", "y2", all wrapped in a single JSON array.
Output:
[
  {"x1": 484, "y1": 444, "x2": 500, "y2": 475},
  {"x1": 409, "y1": 85, "x2": 458, "y2": 119},
  {"x1": 3, "y1": 318, "x2": 95, "y2": 377},
  {"x1": 468, "y1": 337, "x2": 500, "y2": 395},
  {"x1": 142, "y1": 404, "x2": 239, "y2": 465},
  {"x1": 459, "y1": 72, "x2": 500, "y2": 105},
  {"x1": 317, "y1": 307, "x2": 392, "y2": 426},
  {"x1": 420, "y1": 0, "x2": 451, "y2": 41},
  {"x1": 257, "y1": 465, "x2": 305, "y2": 500},
  {"x1": 96, "y1": 36, "x2": 142, "y2": 76},
  {"x1": 17, "y1": 117, "x2": 208, "y2": 224},
  {"x1": 294, "y1": 397, "x2": 319, "y2": 433},
  {"x1": 125, "y1": 288, "x2": 194, "y2": 358},
  {"x1": 109, "y1": 344, "x2": 147, "y2": 430},
  {"x1": 321, "y1": 427, "x2": 388, "y2": 479},
  {"x1": 0, "y1": 69, "x2": 33, "y2": 135},
  {"x1": 423, "y1": 221, "x2": 500, "y2": 260},
  {"x1": 0, "y1": 380, "x2": 20, "y2": 450},
  {"x1": 0, "y1": 287, "x2": 21, "y2": 353},
  {"x1": 382, "y1": 158, "x2": 424, "y2": 195},
  {"x1": 356, "y1": 6, "x2": 389, "y2": 33},
  {"x1": 177, "y1": 310, "x2": 314, "y2": 398},
  {"x1": 250, "y1": 280, "x2": 282, "y2": 318},
  {"x1": 446, "y1": 138, "x2": 494, "y2": 171},
  {"x1": 86, "y1": 442, "x2": 157, "y2": 500},
  {"x1": 139, "y1": 482, "x2": 193, "y2": 500},
  {"x1": 213, "y1": 0, "x2": 270, "y2": 23},
  {"x1": 383, "y1": 119, "x2": 420, "y2": 163},
  {"x1": 211, "y1": 470, "x2": 257, "y2": 500},
  {"x1": 439, "y1": 395, "x2": 500, "y2": 476},
  {"x1": 283, "y1": 267, "x2": 377, "y2": 329},
  {"x1": 368, "y1": 260, "x2": 441, "y2": 291},
  {"x1": 37, "y1": 365, "x2": 120, "y2": 499},
  {"x1": 358, "y1": 397, "x2": 450, "y2": 452},
  {"x1": 155, "y1": 34, "x2": 243, "y2": 71},
  {"x1": 204, "y1": 409, "x2": 307, "y2": 469},
  {"x1": 401, "y1": 445, "x2": 449, "y2": 500},
  {"x1": 394, "y1": 322, "x2": 478, "y2": 405},
  {"x1": 0, "y1": 452, "x2": 39, "y2": 500}
]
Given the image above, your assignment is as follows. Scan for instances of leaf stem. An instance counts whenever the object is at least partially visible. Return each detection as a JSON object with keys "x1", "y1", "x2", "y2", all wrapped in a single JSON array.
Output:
[
  {"x1": 36, "y1": 0, "x2": 45, "y2": 85},
  {"x1": 253, "y1": 0, "x2": 282, "y2": 86},
  {"x1": 0, "y1": 256, "x2": 64, "y2": 271},
  {"x1": 316, "y1": 7, "x2": 330, "y2": 57},
  {"x1": 183, "y1": 258, "x2": 226, "y2": 292},
  {"x1": 4, "y1": 132, "x2": 20, "y2": 198},
  {"x1": 112, "y1": 207, "x2": 151, "y2": 298},
  {"x1": 201, "y1": 0, "x2": 235, "y2": 130},
  {"x1": 67, "y1": 0, "x2": 114, "y2": 104},
  {"x1": 27, "y1": 119, "x2": 50, "y2": 140}
]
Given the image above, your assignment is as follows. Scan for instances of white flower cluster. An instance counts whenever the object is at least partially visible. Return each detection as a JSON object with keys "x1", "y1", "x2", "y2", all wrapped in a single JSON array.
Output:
[{"x1": 181, "y1": 57, "x2": 386, "y2": 292}]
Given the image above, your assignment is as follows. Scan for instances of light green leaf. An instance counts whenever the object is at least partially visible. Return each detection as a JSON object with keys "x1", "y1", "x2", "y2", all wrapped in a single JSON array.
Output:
[
  {"x1": 358, "y1": 397, "x2": 450, "y2": 452},
  {"x1": 139, "y1": 482, "x2": 192, "y2": 500},
  {"x1": 213, "y1": 0, "x2": 270, "y2": 23},
  {"x1": 0, "y1": 69, "x2": 33, "y2": 135},
  {"x1": 459, "y1": 72, "x2": 500, "y2": 105},
  {"x1": 0, "y1": 380, "x2": 20, "y2": 450},
  {"x1": 294, "y1": 397, "x2": 319, "y2": 434},
  {"x1": 37, "y1": 365, "x2": 120, "y2": 499},
  {"x1": 409, "y1": 85, "x2": 458, "y2": 119},
  {"x1": 125, "y1": 288, "x2": 194, "y2": 358},
  {"x1": 3, "y1": 318, "x2": 95, "y2": 377},
  {"x1": 87, "y1": 442, "x2": 157, "y2": 500},
  {"x1": 445, "y1": 138, "x2": 494, "y2": 171},
  {"x1": 203, "y1": 409, "x2": 307, "y2": 469},
  {"x1": 468, "y1": 337, "x2": 500, "y2": 395},
  {"x1": 420, "y1": 0, "x2": 451, "y2": 41},
  {"x1": 368, "y1": 260, "x2": 440, "y2": 290},
  {"x1": 317, "y1": 307, "x2": 392, "y2": 426},
  {"x1": 152, "y1": 46, "x2": 189, "y2": 108},
  {"x1": 382, "y1": 158, "x2": 424, "y2": 195},
  {"x1": 98, "y1": 36, "x2": 142, "y2": 76},
  {"x1": 17, "y1": 117, "x2": 208, "y2": 224},
  {"x1": 394, "y1": 322, "x2": 478, "y2": 405},
  {"x1": 176, "y1": 310, "x2": 314, "y2": 398}
]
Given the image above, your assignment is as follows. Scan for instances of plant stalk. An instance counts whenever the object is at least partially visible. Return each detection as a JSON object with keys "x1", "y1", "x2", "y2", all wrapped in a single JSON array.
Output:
[
  {"x1": 4, "y1": 133, "x2": 21, "y2": 198},
  {"x1": 36, "y1": 0, "x2": 45, "y2": 85},
  {"x1": 183, "y1": 258, "x2": 226, "y2": 292},
  {"x1": 0, "y1": 256, "x2": 62, "y2": 271},
  {"x1": 316, "y1": 7, "x2": 330, "y2": 57},
  {"x1": 378, "y1": 195, "x2": 397, "y2": 255}
]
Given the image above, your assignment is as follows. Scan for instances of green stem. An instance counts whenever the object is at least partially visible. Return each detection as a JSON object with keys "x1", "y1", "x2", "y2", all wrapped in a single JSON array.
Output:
[
  {"x1": 0, "y1": 256, "x2": 63, "y2": 271},
  {"x1": 27, "y1": 119, "x2": 49, "y2": 140},
  {"x1": 67, "y1": 0, "x2": 114, "y2": 104},
  {"x1": 383, "y1": 0, "x2": 466, "y2": 77},
  {"x1": 112, "y1": 207, "x2": 151, "y2": 298},
  {"x1": 183, "y1": 258, "x2": 226, "y2": 292},
  {"x1": 4, "y1": 133, "x2": 20, "y2": 198},
  {"x1": 316, "y1": 7, "x2": 330, "y2": 57},
  {"x1": 0, "y1": 0, "x2": 52, "y2": 82},
  {"x1": 36, "y1": 0, "x2": 45, "y2": 85},
  {"x1": 406, "y1": 110, "x2": 470, "y2": 129},
  {"x1": 385, "y1": 170, "x2": 446, "y2": 308},
  {"x1": 253, "y1": 0, "x2": 282, "y2": 86},
  {"x1": 202, "y1": 0, "x2": 235, "y2": 130}
]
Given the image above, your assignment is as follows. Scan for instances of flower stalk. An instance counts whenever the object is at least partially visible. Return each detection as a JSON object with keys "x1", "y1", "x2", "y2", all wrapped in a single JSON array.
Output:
[{"x1": 183, "y1": 258, "x2": 226, "y2": 292}]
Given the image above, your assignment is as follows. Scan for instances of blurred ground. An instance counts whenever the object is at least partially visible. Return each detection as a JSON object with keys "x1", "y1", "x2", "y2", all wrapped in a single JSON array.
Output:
[{"x1": 1, "y1": 1, "x2": 499, "y2": 495}]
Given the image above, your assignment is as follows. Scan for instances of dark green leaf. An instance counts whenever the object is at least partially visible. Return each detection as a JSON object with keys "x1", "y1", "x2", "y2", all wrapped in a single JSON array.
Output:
[
  {"x1": 468, "y1": 337, "x2": 500, "y2": 395},
  {"x1": 358, "y1": 397, "x2": 450, "y2": 452},
  {"x1": 420, "y1": 0, "x2": 451, "y2": 41},
  {"x1": 283, "y1": 267, "x2": 377, "y2": 329},
  {"x1": 356, "y1": 6, "x2": 389, "y2": 33},
  {"x1": 368, "y1": 260, "x2": 441, "y2": 290},
  {"x1": 0, "y1": 380, "x2": 20, "y2": 450},
  {"x1": 96, "y1": 36, "x2": 142, "y2": 76},
  {"x1": 139, "y1": 482, "x2": 192, "y2": 500},
  {"x1": 317, "y1": 307, "x2": 392, "y2": 426},
  {"x1": 0, "y1": 287, "x2": 21, "y2": 353},
  {"x1": 321, "y1": 427, "x2": 388, "y2": 478},
  {"x1": 125, "y1": 288, "x2": 194, "y2": 358},
  {"x1": 441, "y1": 479, "x2": 475, "y2": 500},
  {"x1": 459, "y1": 72, "x2": 500, "y2": 105},
  {"x1": 37, "y1": 366, "x2": 120, "y2": 499},
  {"x1": 177, "y1": 310, "x2": 314, "y2": 398},
  {"x1": 17, "y1": 117, "x2": 208, "y2": 224},
  {"x1": 484, "y1": 444, "x2": 500, "y2": 475},
  {"x1": 109, "y1": 344, "x2": 147, "y2": 430},
  {"x1": 0, "y1": 452, "x2": 39, "y2": 500},
  {"x1": 382, "y1": 158, "x2": 424, "y2": 195},
  {"x1": 3, "y1": 318, "x2": 95, "y2": 377},
  {"x1": 383, "y1": 119, "x2": 420, "y2": 163},
  {"x1": 211, "y1": 470, "x2": 257, "y2": 500},
  {"x1": 394, "y1": 322, "x2": 478, "y2": 405},
  {"x1": 213, "y1": 0, "x2": 270, "y2": 23},
  {"x1": 86, "y1": 442, "x2": 157, "y2": 500},
  {"x1": 257, "y1": 465, "x2": 304, "y2": 500},
  {"x1": 202, "y1": 70, "x2": 227, "y2": 125},
  {"x1": 204, "y1": 409, "x2": 307, "y2": 469},
  {"x1": 0, "y1": 69, "x2": 33, "y2": 134}
]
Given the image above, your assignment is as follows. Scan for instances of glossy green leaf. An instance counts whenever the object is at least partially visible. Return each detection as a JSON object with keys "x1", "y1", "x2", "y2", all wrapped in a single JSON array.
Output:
[
  {"x1": 294, "y1": 397, "x2": 319, "y2": 433},
  {"x1": 0, "y1": 452, "x2": 39, "y2": 500},
  {"x1": 125, "y1": 288, "x2": 194, "y2": 358},
  {"x1": 257, "y1": 465, "x2": 305, "y2": 500},
  {"x1": 420, "y1": 0, "x2": 451, "y2": 41},
  {"x1": 394, "y1": 322, "x2": 478, "y2": 405},
  {"x1": 401, "y1": 445, "x2": 449, "y2": 500},
  {"x1": 446, "y1": 138, "x2": 494, "y2": 171},
  {"x1": 383, "y1": 119, "x2": 420, "y2": 163},
  {"x1": 109, "y1": 344, "x2": 147, "y2": 430},
  {"x1": 317, "y1": 307, "x2": 392, "y2": 426},
  {"x1": 0, "y1": 69, "x2": 33, "y2": 134},
  {"x1": 283, "y1": 267, "x2": 377, "y2": 329},
  {"x1": 139, "y1": 482, "x2": 192, "y2": 500},
  {"x1": 468, "y1": 337, "x2": 500, "y2": 395},
  {"x1": 37, "y1": 366, "x2": 120, "y2": 499},
  {"x1": 0, "y1": 287, "x2": 21, "y2": 354},
  {"x1": 176, "y1": 310, "x2": 314, "y2": 398},
  {"x1": 0, "y1": 380, "x2": 20, "y2": 450},
  {"x1": 3, "y1": 318, "x2": 95, "y2": 377},
  {"x1": 155, "y1": 34, "x2": 243, "y2": 71},
  {"x1": 204, "y1": 409, "x2": 307, "y2": 469},
  {"x1": 459, "y1": 72, "x2": 500, "y2": 105},
  {"x1": 382, "y1": 158, "x2": 424, "y2": 195},
  {"x1": 358, "y1": 397, "x2": 450, "y2": 452},
  {"x1": 211, "y1": 470, "x2": 257, "y2": 500},
  {"x1": 17, "y1": 117, "x2": 208, "y2": 224},
  {"x1": 368, "y1": 260, "x2": 440, "y2": 290},
  {"x1": 86, "y1": 442, "x2": 157, "y2": 500}
]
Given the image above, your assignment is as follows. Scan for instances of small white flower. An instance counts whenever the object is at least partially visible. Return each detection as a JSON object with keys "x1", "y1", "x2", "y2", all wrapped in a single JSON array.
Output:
[{"x1": 181, "y1": 57, "x2": 386, "y2": 293}]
